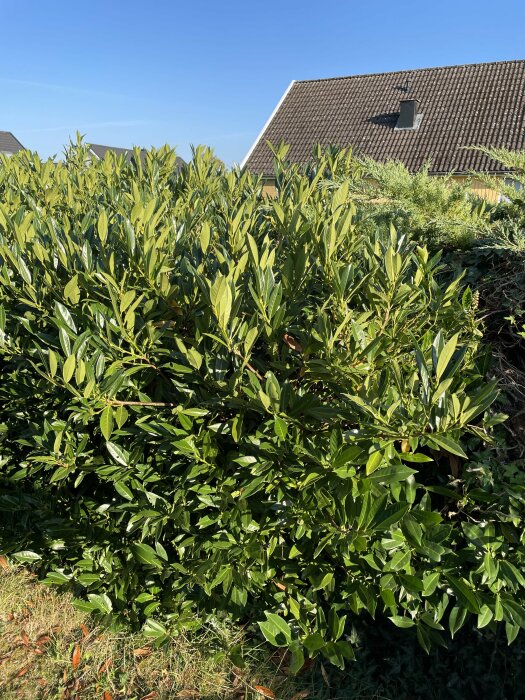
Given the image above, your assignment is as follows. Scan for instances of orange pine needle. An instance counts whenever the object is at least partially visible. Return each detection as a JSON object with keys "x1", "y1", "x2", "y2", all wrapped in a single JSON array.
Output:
[
  {"x1": 71, "y1": 644, "x2": 81, "y2": 671},
  {"x1": 133, "y1": 647, "x2": 152, "y2": 657},
  {"x1": 98, "y1": 657, "x2": 113, "y2": 675},
  {"x1": 254, "y1": 686, "x2": 276, "y2": 699}
]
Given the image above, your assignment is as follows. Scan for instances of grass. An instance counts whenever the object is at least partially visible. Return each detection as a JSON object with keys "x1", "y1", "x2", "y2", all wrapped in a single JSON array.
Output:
[{"x1": 0, "y1": 564, "x2": 315, "y2": 700}]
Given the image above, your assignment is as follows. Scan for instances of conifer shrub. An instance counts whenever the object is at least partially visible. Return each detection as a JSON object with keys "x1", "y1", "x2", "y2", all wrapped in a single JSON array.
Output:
[
  {"x1": 349, "y1": 157, "x2": 488, "y2": 249},
  {"x1": 0, "y1": 143, "x2": 524, "y2": 670}
]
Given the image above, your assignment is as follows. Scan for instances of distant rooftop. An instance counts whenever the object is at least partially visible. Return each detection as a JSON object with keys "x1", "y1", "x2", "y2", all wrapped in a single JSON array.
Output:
[
  {"x1": 243, "y1": 60, "x2": 525, "y2": 176},
  {"x1": 0, "y1": 131, "x2": 25, "y2": 155},
  {"x1": 89, "y1": 143, "x2": 185, "y2": 169}
]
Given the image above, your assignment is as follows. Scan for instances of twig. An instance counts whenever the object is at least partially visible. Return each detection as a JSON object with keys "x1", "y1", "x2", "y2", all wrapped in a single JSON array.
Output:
[
  {"x1": 233, "y1": 348, "x2": 264, "y2": 380},
  {"x1": 107, "y1": 400, "x2": 177, "y2": 407}
]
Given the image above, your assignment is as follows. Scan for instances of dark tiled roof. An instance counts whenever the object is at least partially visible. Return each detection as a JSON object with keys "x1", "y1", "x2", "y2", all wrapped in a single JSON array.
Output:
[
  {"x1": 89, "y1": 144, "x2": 185, "y2": 169},
  {"x1": 89, "y1": 143, "x2": 137, "y2": 162},
  {"x1": 0, "y1": 131, "x2": 25, "y2": 154},
  {"x1": 244, "y1": 60, "x2": 525, "y2": 176}
]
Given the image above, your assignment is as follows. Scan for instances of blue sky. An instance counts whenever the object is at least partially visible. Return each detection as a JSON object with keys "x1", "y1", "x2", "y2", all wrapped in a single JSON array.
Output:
[{"x1": 2, "y1": 0, "x2": 524, "y2": 165}]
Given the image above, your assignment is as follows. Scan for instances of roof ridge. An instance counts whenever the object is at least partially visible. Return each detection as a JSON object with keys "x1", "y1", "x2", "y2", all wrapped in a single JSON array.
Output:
[
  {"x1": 295, "y1": 59, "x2": 525, "y2": 84},
  {"x1": 89, "y1": 143, "x2": 150, "y2": 152},
  {"x1": 89, "y1": 143, "x2": 133, "y2": 148}
]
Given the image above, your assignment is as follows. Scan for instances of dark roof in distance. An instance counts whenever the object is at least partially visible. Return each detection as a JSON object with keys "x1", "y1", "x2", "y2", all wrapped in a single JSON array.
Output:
[
  {"x1": 89, "y1": 143, "x2": 139, "y2": 162},
  {"x1": 89, "y1": 144, "x2": 185, "y2": 170},
  {"x1": 243, "y1": 60, "x2": 525, "y2": 176},
  {"x1": 0, "y1": 131, "x2": 25, "y2": 154}
]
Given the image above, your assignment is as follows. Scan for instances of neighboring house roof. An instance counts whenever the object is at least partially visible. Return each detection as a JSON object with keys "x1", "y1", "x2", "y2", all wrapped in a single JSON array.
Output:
[
  {"x1": 89, "y1": 144, "x2": 185, "y2": 169},
  {"x1": 0, "y1": 131, "x2": 25, "y2": 154},
  {"x1": 243, "y1": 60, "x2": 525, "y2": 176}
]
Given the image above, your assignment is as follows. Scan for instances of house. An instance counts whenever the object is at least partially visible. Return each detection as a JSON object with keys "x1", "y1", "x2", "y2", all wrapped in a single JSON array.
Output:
[
  {"x1": 0, "y1": 131, "x2": 25, "y2": 156},
  {"x1": 88, "y1": 143, "x2": 185, "y2": 170},
  {"x1": 242, "y1": 60, "x2": 525, "y2": 199}
]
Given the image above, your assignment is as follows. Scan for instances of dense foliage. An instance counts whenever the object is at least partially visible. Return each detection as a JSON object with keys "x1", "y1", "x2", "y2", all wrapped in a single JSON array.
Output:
[{"x1": 1, "y1": 143, "x2": 524, "y2": 671}]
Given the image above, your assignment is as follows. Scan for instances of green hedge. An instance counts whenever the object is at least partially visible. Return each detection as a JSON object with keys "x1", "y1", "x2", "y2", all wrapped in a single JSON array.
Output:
[{"x1": 0, "y1": 143, "x2": 524, "y2": 670}]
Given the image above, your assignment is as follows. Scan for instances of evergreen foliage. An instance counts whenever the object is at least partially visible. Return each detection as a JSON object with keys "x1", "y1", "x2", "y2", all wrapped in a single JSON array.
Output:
[{"x1": 0, "y1": 142, "x2": 524, "y2": 670}]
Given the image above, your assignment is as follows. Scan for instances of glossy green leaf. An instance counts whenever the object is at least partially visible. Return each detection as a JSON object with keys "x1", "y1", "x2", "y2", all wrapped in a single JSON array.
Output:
[
  {"x1": 131, "y1": 543, "x2": 162, "y2": 567},
  {"x1": 63, "y1": 354, "x2": 76, "y2": 383},
  {"x1": 258, "y1": 613, "x2": 292, "y2": 647},
  {"x1": 100, "y1": 406, "x2": 114, "y2": 441}
]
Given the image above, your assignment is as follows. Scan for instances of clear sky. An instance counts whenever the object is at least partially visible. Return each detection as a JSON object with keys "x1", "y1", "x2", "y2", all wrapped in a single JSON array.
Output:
[{"x1": 2, "y1": 0, "x2": 524, "y2": 165}]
